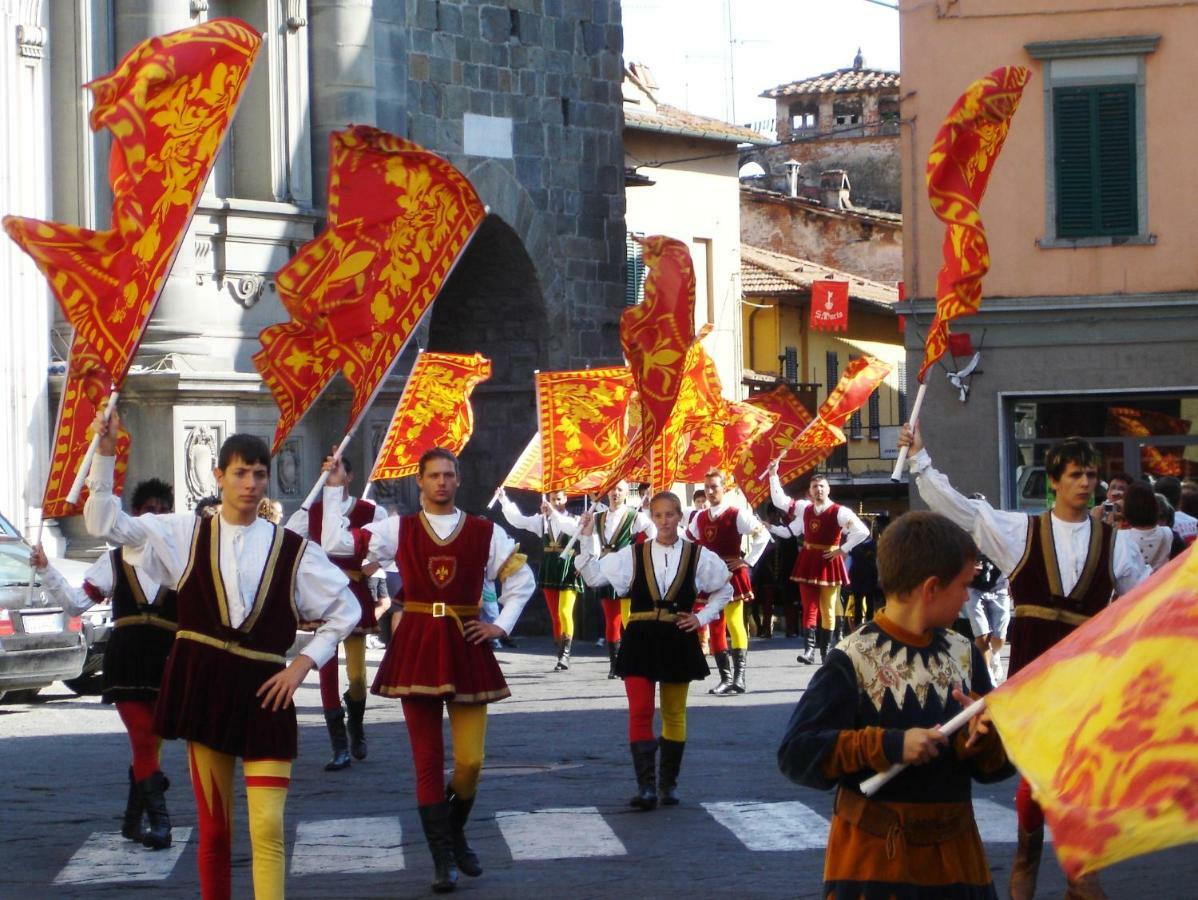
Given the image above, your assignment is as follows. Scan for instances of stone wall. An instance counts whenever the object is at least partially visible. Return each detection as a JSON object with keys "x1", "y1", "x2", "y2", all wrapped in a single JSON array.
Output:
[{"x1": 754, "y1": 134, "x2": 901, "y2": 212}]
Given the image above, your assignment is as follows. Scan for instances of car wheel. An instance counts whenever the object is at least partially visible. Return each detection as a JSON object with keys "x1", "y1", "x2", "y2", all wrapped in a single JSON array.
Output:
[
  {"x1": 2, "y1": 688, "x2": 42, "y2": 703},
  {"x1": 63, "y1": 672, "x2": 105, "y2": 696}
]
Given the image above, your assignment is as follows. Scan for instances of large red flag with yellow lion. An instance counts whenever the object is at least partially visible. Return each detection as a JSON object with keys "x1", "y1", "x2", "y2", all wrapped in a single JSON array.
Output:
[
  {"x1": 920, "y1": 66, "x2": 1029, "y2": 382},
  {"x1": 986, "y1": 548, "x2": 1198, "y2": 878},
  {"x1": 255, "y1": 127, "x2": 486, "y2": 453}
]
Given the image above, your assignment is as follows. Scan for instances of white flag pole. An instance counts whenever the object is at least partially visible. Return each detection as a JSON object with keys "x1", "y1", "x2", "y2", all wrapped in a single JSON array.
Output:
[
  {"x1": 300, "y1": 431, "x2": 354, "y2": 511},
  {"x1": 890, "y1": 381, "x2": 928, "y2": 482},
  {"x1": 859, "y1": 696, "x2": 986, "y2": 796}
]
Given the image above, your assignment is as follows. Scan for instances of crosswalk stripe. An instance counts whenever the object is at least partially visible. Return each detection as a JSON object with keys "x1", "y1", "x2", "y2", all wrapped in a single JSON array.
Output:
[
  {"x1": 703, "y1": 800, "x2": 829, "y2": 851},
  {"x1": 495, "y1": 806, "x2": 626, "y2": 860},
  {"x1": 291, "y1": 816, "x2": 404, "y2": 875},
  {"x1": 972, "y1": 799, "x2": 1052, "y2": 845},
  {"x1": 53, "y1": 828, "x2": 194, "y2": 885}
]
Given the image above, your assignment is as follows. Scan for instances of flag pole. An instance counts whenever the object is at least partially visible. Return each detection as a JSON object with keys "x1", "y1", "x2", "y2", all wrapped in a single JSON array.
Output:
[
  {"x1": 860, "y1": 695, "x2": 985, "y2": 796},
  {"x1": 890, "y1": 380, "x2": 928, "y2": 482},
  {"x1": 64, "y1": 389, "x2": 121, "y2": 507},
  {"x1": 300, "y1": 430, "x2": 354, "y2": 511},
  {"x1": 360, "y1": 481, "x2": 373, "y2": 501}
]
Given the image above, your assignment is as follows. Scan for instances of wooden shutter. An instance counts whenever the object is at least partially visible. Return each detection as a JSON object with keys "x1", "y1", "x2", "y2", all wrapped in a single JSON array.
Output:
[
  {"x1": 625, "y1": 233, "x2": 645, "y2": 305},
  {"x1": 1053, "y1": 85, "x2": 1137, "y2": 238}
]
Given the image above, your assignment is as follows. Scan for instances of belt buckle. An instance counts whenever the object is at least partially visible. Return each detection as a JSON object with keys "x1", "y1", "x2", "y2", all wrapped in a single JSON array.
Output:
[{"x1": 432, "y1": 602, "x2": 447, "y2": 618}]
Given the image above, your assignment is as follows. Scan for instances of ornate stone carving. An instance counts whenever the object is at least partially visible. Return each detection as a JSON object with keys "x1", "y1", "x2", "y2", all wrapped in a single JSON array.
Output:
[
  {"x1": 277, "y1": 440, "x2": 301, "y2": 496},
  {"x1": 17, "y1": 23, "x2": 47, "y2": 59},
  {"x1": 286, "y1": 0, "x2": 307, "y2": 31},
  {"x1": 190, "y1": 0, "x2": 210, "y2": 17},
  {"x1": 184, "y1": 425, "x2": 220, "y2": 509},
  {"x1": 228, "y1": 274, "x2": 266, "y2": 308}
]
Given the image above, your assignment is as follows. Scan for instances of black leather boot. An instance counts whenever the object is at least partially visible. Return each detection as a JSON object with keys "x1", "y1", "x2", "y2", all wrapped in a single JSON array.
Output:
[
  {"x1": 418, "y1": 801, "x2": 459, "y2": 893},
  {"x1": 137, "y1": 771, "x2": 172, "y2": 850},
  {"x1": 730, "y1": 648, "x2": 747, "y2": 694},
  {"x1": 709, "y1": 651, "x2": 733, "y2": 694},
  {"x1": 554, "y1": 636, "x2": 572, "y2": 671},
  {"x1": 657, "y1": 739, "x2": 685, "y2": 806},
  {"x1": 343, "y1": 690, "x2": 368, "y2": 760},
  {"x1": 816, "y1": 627, "x2": 830, "y2": 663},
  {"x1": 796, "y1": 628, "x2": 816, "y2": 664},
  {"x1": 628, "y1": 740, "x2": 658, "y2": 810},
  {"x1": 607, "y1": 640, "x2": 621, "y2": 679},
  {"x1": 121, "y1": 766, "x2": 145, "y2": 842},
  {"x1": 324, "y1": 707, "x2": 352, "y2": 771},
  {"x1": 445, "y1": 786, "x2": 482, "y2": 877}
]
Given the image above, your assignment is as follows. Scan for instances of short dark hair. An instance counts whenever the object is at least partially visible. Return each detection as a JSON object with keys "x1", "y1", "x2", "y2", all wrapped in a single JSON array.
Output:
[
  {"x1": 877, "y1": 511, "x2": 977, "y2": 597},
  {"x1": 218, "y1": 433, "x2": 271, "y2": 474},
  {"x1": 1107, "y1": 472, "x2": 1131, "y2": 488},
  {"x1": 340, "y1": 456, "x2": 353, "y2": 476},
  {"x1": 1180, "y1": 490, "x2": 1198, "y2": 519},
  {"x1": 1154, "y1": 476, "x2": 1182, "y2": 507},
  {"x1": 1121, "y1": 480, "x2": 1158, "y2": 528},
  {"x1": 418, "y1": 447, "x2": 459, "y2": 476},
  {"x1": 693, "y1": 489, "x2": 706, "y2": 500},
  {"x1": 649, "y1": 491, "x2": 682, "y2": 514},
  {"x1": 131, "y1": 478, "x2": 173, "y2": 512},
  {"x1": 1045, "y1": 437, "x2": 1100, "y2": 481}
]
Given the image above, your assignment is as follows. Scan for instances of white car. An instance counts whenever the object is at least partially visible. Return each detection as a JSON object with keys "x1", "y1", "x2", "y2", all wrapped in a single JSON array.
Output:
[{"x1": 0, "y1": 512, "x2": 87, "y2": 702}]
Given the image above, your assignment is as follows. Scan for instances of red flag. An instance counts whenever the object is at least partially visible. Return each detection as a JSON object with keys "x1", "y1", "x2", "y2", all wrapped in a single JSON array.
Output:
[
  {"x1": 734, "y1": 386, "x2": 815, "y2": 509},
  {"x1": 920, "y1": 66, "x2": 1030, "y2": 382},
  {"x1": 368, "y1": 353, "x2": 492, "y2": 482},
  {"x1": 810, "y1": 281, "x2": 849, "y2": 332},
  {"x1": 3, "y1": 19, "x2": 261, "y2": 382},
  {"x1": 255, "y1": 127, "x2": 486, "y2": 452},
  {"x1": 537, "y1": 367, "x2": 635, "y2": 493},
  {"x1": 947, "y1": 332, "x2": 975, "y2": 358}
]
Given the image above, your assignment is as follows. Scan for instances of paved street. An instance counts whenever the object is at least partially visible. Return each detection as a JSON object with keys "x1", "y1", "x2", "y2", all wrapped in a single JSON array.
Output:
[{"x1": 1, "y1": 635, "x2": 1194, "y2": 899}]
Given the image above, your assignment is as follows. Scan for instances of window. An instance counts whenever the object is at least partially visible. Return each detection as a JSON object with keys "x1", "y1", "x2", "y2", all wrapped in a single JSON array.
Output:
[
  {"x1": 825, "y1": 351, "x2": 838, "y2": 400},
  {"x1": 1053, "y1": 85, "x2": 1136, "y2": 238},
  {"x1": 625, "y1": 232, "x2": 645, "y2": 306},
  {"x1": 1027, "y1": 35, "x2": 1158, "y2": 248},
  {"x1": 897, "y1": 359, "x2": 908, "y2": 422},
  {"x1": 868, "y1": 387, "x2": 881, "y2": 440}
]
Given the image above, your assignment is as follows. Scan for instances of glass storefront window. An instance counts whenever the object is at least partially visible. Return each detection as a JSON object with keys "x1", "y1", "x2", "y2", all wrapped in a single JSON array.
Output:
[{"x1": 1004, "y1": 391, "x2": 1198, "y2": 510}]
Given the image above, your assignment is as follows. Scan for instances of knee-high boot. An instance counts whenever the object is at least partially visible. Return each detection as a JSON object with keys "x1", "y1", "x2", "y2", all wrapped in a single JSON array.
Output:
[
  {"x1": 555, "y1": 636, "x2": 572, "y2": 671},
  {"x1": 323, "y1": 707, "x2": 351, "y2": 771},
  {"x1": 796, "y1": 628, "x2": 816, "y2": 664},
  {"x1": 445, "y1": 787, "x2": 482, "y2": 877},
  {"x1": 121, "y1": 766, "x2": 145, "y2": 842},
  {"x1": 628, "y1": 740, "x2": 658, "y2": 810},
  {"x1": 137, "y1": 771, "x2": 172, "y2": 850},
  {"x1": 343, "y1": 691, "x2": 368, "y2": 761},
  {"x1": 607, "y1": 640, "x2": 621, "y2": 679},
  {"x1": 1009, "y1": 825, "x2": 1044, "y2": 900},
  {"x1": 657, "y1": 739, "x2": 685, "y2": 806},
  {"x1": 418, "y1": 801, "x2": 459, "y2": 893},
  {"x1": 816, "y1": 627, "x2": 830, "y2": 663},
  {"x1": 709, "y1": 651, "x2": 733, "y2": 694},
  {"x1": 730, "y1": 648, "x2": 747, "y2": 694}
]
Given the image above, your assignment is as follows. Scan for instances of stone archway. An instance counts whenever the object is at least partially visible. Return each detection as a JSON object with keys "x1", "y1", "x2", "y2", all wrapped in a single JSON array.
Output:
[{"x1": 427, "y1": 213, "x2": 549, "y2": 510}]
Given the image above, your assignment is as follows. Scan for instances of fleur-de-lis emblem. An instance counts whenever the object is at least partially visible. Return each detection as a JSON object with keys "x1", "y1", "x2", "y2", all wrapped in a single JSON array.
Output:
[{"x1": 428, "y1": 556, "x2": 457, "y2": 588}]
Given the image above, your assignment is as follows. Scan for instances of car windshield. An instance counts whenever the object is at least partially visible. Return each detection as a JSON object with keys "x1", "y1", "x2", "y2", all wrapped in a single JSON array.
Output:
[
  {"x1": 0, "y1": 540, "x2": 35, "y2": 585},
  {"x1": 0, "y1": 511, "x2": 19, "y2": 538}
]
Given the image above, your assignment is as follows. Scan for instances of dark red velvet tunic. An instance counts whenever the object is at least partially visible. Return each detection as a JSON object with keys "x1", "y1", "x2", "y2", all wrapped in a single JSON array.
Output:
[
  {"x1": 154, "y1": 517, "x2": 305, "y2": 759},
  {"x1": 693, "y1": 506, "x2": 754, "y2": 602},
  {"x1": 1007, "y1": 511, "x2": 1115, "y2": 676},
  {"x1": 308, "y1": 498, "x2": 379, "y2": 633},
  {"x1": 372, "y1": 512, "x2": 510, "y2": 704},
  {"x1": 793, "y1": 503, "x2": 850, "y2": 586}
]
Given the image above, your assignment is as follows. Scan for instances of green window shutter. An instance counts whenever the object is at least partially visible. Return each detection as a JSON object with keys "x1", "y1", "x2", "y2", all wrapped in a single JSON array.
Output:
[
  {"x1": 625, "y1": 232, "x2": 645, "y2": 306},
  {"x1": 1053, "y1": 85, "x2": 1137, "y2": 238}
]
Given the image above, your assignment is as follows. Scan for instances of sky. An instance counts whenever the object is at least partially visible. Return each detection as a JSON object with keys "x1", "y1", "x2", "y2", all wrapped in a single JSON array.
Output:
[{"x1": 621, "y1": 0, "x2": 901, "y2": 131}]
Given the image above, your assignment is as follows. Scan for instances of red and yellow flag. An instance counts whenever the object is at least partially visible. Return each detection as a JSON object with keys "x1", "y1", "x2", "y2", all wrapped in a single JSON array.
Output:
[
  {"x1": 920, "y1": 65, "x2": 1030, "y2": 382},
  {"x1": 735, "y1": 386, "x2": 815, "y2": 509},
  {"x1": 651, "y1": 342, "x2": 729, "y2": 490},
  {"x1": 779, "y1": 355, "x2": 892, "y2": 478},
  {"x1": 255, "y1": 127, "x2": 486, "y2": 452},
  {"x1": 536, "y1": 367, "x2": 635, "y2": 493},
  {"x1": 1106, "y1": 407, "x2": 1191, "y2": 478},
  {"x1": 502, "y1": 434, "x2": 545, "y2": 493},
  {"x1": 674, "y1": 400, "x2": 779, "y2": 487},
  {"x1": 4, "y1": 18, "x2": 260, "y2": 382},
  {"x1": 986, "y1": 549, "x2": 1198, "y2": 879},
  {"x1": 368, "y1": 352, "x2": 491, "y2": 482},
  {"x1": 599, "y1": 236, "x2": 698, "y2": 492},
  {"x1": 42, "y1": 339, "x2": 131, "y2": 519}
]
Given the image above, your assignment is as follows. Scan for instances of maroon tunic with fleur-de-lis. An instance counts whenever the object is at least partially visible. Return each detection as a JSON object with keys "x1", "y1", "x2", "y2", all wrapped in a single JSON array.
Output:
[
  {"x1": 308, "y1": 497, "x2": 378, "y2": 633},
  {"x1": 792, "y1": 503, "x2": 850, "y2": 586},
  {"x1": 371, "y1": 511, "x2": 510, "y2": 704},
  {"x1": 693, "y1": 505, "x2": 754, "y2": 602}
]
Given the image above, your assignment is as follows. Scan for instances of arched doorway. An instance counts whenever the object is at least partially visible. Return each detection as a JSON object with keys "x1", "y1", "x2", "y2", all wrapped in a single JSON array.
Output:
[{"x1": 427, "y1": 213, "x2": 549, "y2": 510}]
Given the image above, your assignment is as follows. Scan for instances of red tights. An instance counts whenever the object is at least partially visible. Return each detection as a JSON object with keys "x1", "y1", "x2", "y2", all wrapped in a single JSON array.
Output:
[
  {"x1": 116, "y1": 700, "x2": 160, "y2": 781},
  {"x1": 401, "y1": 698, "x2": 487, "y2": 806},
  {"x1": 601, "y1": 598, "x2": 623, "y2": 643},
  {"x1": 696, "y1": 602, "x2": 728, "y2": 653},
  {"x1": 1015, "y1": 777, "x2": 1045, "y2": 831}
]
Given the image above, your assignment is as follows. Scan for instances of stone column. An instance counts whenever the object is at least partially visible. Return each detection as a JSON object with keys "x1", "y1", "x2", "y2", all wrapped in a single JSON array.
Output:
[
  {"x1": 113, "y1": 0, "x2": 188, "y2": 56},
  {"x1": 818, "y1": 95, "x2": 835, "y2": 135},
  {"x1": 308, "y1": 0, "x2": 376, "y2": 208}
]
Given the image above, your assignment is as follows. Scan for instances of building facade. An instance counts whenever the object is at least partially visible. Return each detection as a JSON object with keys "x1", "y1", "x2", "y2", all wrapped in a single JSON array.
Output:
[
  {"x1": 900, "y1": 0, "x2": 1198, "y2": 509},
  {"x1": 2, "y1": 0, "x2": 628, "y2": 551}
]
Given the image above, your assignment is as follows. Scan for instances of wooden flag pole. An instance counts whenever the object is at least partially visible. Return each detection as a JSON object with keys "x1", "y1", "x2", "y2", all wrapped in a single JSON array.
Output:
[
  {"x1": 860, "y1": 696, "x2": 985, "y2": 796},
  {"x1": 65, "y1": 389, "x2": 121, "y2": 507},
  {"x1": 890, "y1": 380, "x2": 928, "y2": 482}
]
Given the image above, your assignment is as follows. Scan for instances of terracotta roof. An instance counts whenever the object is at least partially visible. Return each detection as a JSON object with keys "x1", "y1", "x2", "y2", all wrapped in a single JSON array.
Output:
[
  {"x1": 761, "y1": 67, "x2": 900, "y2": 99},
  {"x1": 740, "y1": 244, "x2": 897, "y2": 309},
  {"x1": 740, "y1": 185, "x2": 902, "y2": 227},
  {"x1": 624, "y1": 104, "x2": 773, "y2": 146}
]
